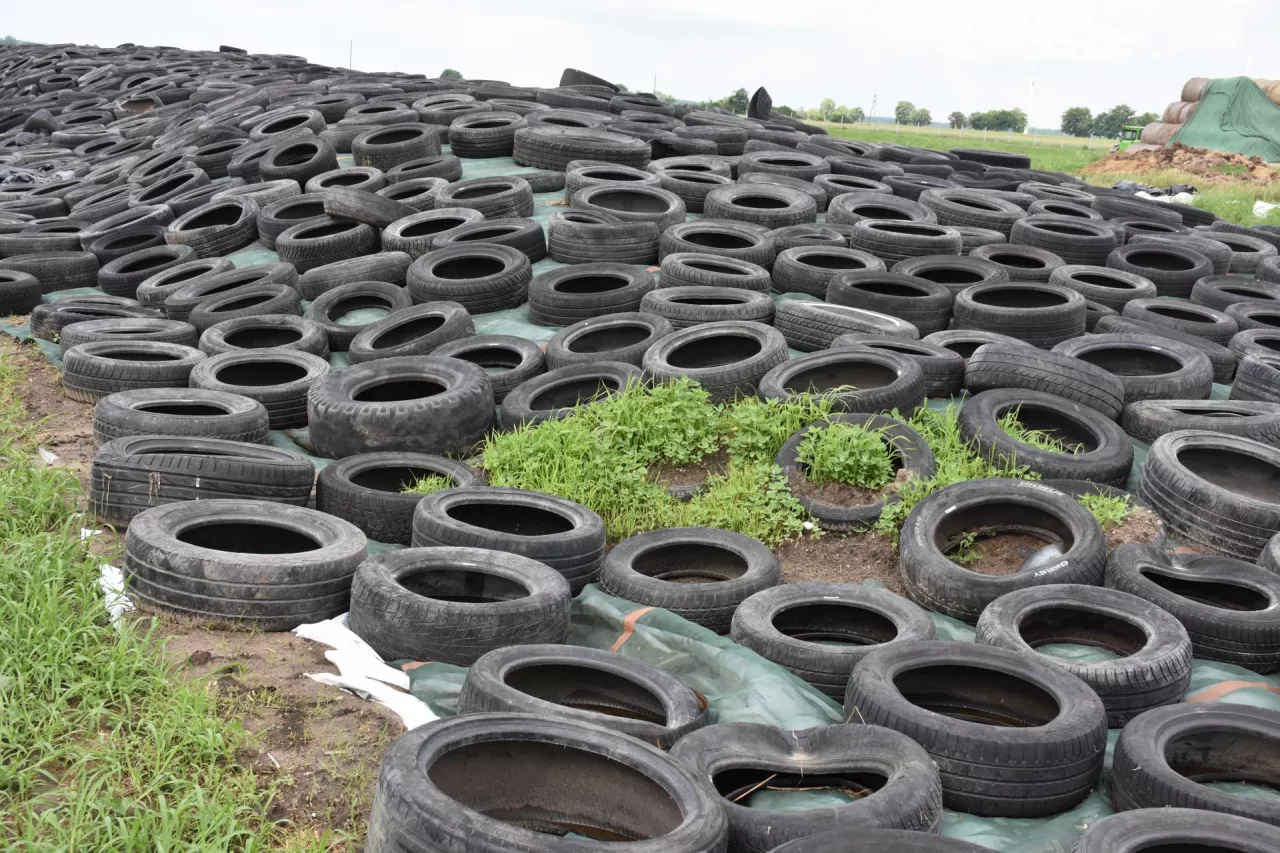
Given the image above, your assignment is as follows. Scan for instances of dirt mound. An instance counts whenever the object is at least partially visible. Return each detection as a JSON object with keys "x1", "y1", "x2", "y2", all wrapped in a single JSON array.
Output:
[{"x1": 1082, "y1": 143, "x2": 1279, "y2": 183}]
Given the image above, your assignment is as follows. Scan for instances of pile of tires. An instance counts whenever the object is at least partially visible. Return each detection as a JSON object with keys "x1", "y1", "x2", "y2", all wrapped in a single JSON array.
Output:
[{"x1": 9, "y1": 42, "x2": 1280, "y2": 853}]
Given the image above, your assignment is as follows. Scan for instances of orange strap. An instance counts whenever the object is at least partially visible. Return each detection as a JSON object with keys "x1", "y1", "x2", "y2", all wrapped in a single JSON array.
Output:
[
  {"x1": 401, "y1": 661, "x2": 429, "y2": 671},
  {"x1": 610, "y1": 607, "x2": 654, "y2": 652},
  {"x1": 1187, "y1": 679, "x2": 1280, "y2": 703}
]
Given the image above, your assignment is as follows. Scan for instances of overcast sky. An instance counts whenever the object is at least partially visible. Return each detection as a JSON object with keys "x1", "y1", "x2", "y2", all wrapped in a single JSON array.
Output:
[{"x1": 5, "y1": 0, "x2": 1272, "y2": 129}]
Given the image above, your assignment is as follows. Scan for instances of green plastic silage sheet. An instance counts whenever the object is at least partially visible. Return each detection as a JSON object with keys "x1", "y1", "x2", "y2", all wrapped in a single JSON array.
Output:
[
  {"x1": 1172, "y1": 76, "x2": 1280, "y2": 162},
  {"x1": 396, "y1": 584, "x2": 1280, "y2": 853}
]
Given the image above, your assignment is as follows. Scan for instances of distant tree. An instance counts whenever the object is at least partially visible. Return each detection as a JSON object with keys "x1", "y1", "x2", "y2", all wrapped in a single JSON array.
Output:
[
  {"x1": 1092, "y1": 104, "x2": 1134, "y2": 139},
  {"x1": 440, "y1": 68, "x2": 462, "y2": 80},
  {"x1": 966, "y1": 108, "x2": 1027, "y2": 132},
  {"x1": 894, "y1": 101, "x2": 916, "y2": 125},
  {"x1": 913, "y1": 108, "x2": 932, "y2": 126},
  {"x1": 1134, "y1": 111, "x2": 1160, "y2": 126},
  {"x1": 1005, "y1": 108, "x2": 1028, "y2": 132},
  {"x1": 1060, "y1": 106, "x2": 1094, "y2": 137},
  {"x1": 968, "y1": 111, "x2": 989, "y2": 131},
  {"x1": 948, "y1": 111, "x2": 967, "y2": 129},
  {"x1": 774, "y1": 105, "x2": 795, "y2": 117},
  {"x1": 654, "y1": 90, "x2": 676, "y2": 105},
  {"x1": 846, "y1": 106, "x2": 865, "y2": 124},
  {"x1": 727, "y1": 88, "x2": 749, "y2": 114},
  {"x1": 818, "y1": 97, "x2": 837, "y2": 120}
]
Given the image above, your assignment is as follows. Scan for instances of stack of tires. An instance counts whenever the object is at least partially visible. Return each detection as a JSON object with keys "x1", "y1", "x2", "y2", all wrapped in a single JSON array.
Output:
[{"x1": 7, "y1": 42, "x2": 1280, "y2": 853}]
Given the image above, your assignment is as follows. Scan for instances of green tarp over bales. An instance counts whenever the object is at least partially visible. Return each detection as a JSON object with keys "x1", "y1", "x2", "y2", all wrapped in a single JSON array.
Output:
[{"x1": 1172, "y1": 76, "x2": 1280, "y2": 162}]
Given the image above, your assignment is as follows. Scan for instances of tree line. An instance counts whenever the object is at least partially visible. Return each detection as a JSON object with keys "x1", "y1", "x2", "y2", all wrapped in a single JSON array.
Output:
[{"x1": 1060, "y1": 105, "x2": 1160, "y2": 139}]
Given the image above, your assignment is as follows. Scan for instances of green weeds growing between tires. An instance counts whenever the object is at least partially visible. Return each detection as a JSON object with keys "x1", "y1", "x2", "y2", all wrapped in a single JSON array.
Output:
[
  {"x1": 1079, "y1": 491, "x2": 1134, "y2": 528},
  {"x1": 796, "y1": 422, "x2": 895, "y2": 489}
]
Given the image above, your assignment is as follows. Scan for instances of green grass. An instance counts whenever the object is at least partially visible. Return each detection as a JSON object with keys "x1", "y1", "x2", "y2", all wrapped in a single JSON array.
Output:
[
  {"x1": 822, "y1": 123, "x2": 1112, "y2": 173},
  {"x1": 0, "y1": 354, "x2": 320, "y2": 851},
  {"x1": 1079, "y1": 492, "x2": 1135, "y2": 529},
  {"x1": 402, "y1": 473, "x2": 454, "y2": 495},
  {"x1": 796, "y1": 423, "x2": 894, "y2": 489},
  {"x1": 871, "y1": 404, "x2": 1038, "y2": 545},
  {"x1": 482, "y1": 380, "x2": 824, "y2": 545},
  {"x1": 998, "y1": 408, "x2": 1083, "y2": 455},
  {"x1": 1078, "y1": 169, "x2": 1280, "y2": 226}
]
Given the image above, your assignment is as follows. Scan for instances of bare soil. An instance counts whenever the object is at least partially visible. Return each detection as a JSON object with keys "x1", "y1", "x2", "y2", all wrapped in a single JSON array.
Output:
[
  {"x1": 648, "y1": 448, "x2": 729, "y2": 493},
  {"x1": 1105, "y1": 505, "x2": 1163, "y2": 552},
  {"x1": 951, "y1": 532, "x2": 1053, "y2": 576},
  {"x1": 776, "y1": 532, "x2": 907, "y2": 596},
  {"x1": 787, "y1": 467, "x2": 912, "y2": 509},
  {"x1": 1082, "y1": 143, "x2": 1280, "y2": 183},
  {"x1": 2, "y1": 336, "x2": 96, "y2": 480}
]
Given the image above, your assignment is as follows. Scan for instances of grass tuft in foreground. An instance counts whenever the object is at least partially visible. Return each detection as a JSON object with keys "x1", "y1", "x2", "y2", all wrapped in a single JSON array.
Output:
[
  {"x1": 0, "y1": 354, "x2": 325, "y2": 851},
  {"x1": 796, "y1": 422, "x2": 894, "y2": 489}
]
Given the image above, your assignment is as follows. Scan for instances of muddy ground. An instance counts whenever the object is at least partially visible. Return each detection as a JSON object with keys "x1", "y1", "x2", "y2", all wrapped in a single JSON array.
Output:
[{"x1": 1082, "y1": 142, "x2": 1279, "y2": 183}]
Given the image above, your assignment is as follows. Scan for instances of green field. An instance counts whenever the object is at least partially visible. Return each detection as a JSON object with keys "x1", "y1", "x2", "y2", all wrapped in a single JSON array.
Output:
[{"x1": 821, "y1": 122, "x2": 1280, "y2": 226}]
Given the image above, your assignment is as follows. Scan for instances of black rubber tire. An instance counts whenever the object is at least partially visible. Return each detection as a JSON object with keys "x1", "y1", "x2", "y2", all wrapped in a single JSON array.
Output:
[
  {"x1": 1112, "y1": 703, "x2": 1280, "y2": 822},
  {"x1": 122, "y1": 499, "x2": 363, "y2": 629},
  {"x1": 900, "y1": 478, "x2": 1108, "y2": 622},
  {"x1": 405, "y1": 244, "x2": 532, "y2": 313},
  {"x1": 380, "y1": 208, "x2": 486, "y2": 259},
  {"x1": 97, "y1": 245, "x2": 198, "y2": 299},
  {"x1": 1131, "y1": 232, "x2": 1234, "y2": 275},
  {"x1": 669, "y1": 722, "x2": 942, "y2": 851},
  {"x1": 890, "y1": 254, "x2": 1010, "y2": 295},
  {"x1": 565, "y1": 161, "x2": 660, "y2": 197},
  {"x1": 976, "y1": 584, "x2": 1192, "y2": 726},
  {"x1": 446, "y1": 111, "x2": 527, "y2": 158},
  {"x1": 316, "y1": 452, "x2": 480, "y2": 545},
  {"x1": 1121, "y1": 298, "x2": 1237, "y2": 345},
  {"x1": 640, "y1": 286, "x2": 775, "y2": 330},
  {"x1": 458, "y1": 644, "x2": 708, "y2": 748},
  {"x1": 1122, "y1": 399, "x2": 1280, "y2": 445},
  {"x1": 761, "y1": 350, "x2": 926, "y2": 414},
  {"x1": 659, "y1": 219, "x2": 775, "y2": 267},
  {"x1": 1193, "y1": 275, "x2": 1280, "y2": 312},
  {"x1": 432, "y1": 334, "x2": 546, "y2": 403},
  {"x1": 832, "y1": 335, "x2": 965, "y2": 398},
  {"x1": 1095, "y1": 313, "x2": 1238, "y2": 383},
  {"x1": 1231, "y1": 354, "x2": 1280, "y2": 405},
  {"x1": 528, "y1": 263, "x2": 654, "y2": 326},
  {"x1": 304, "y1": 167, "x2": 387, "y2": 195},
  {"x1": 517, "y1": 169, "x2": 567, "y2": 193},
  {"x1": 951, "y1": 281, "x2": 1086, "y2": 348},
  {"x1": 501, "y1": 362, "x2": 643, "y2": 427},
  {"x1": 189, "y1": 349, "x2": 329, "y2": 430},
  {"x1": 513, "y1": 126, "x2": 651, "y2": 171},
  {"x1": 737, "y1": 173, "x2": 828, "y2": 213},
  {"x1": 1075, "y1": 808, "x2": 1280, "y2": 853},
  {"x1": 80, "y1": 357, "x2": 251, "y2": 432},
  {"x1": 965, "y1": 343, "x2": 1125, "y2": 419},
  {"x1": 1010, "y1": 215, "x2": 1118, "y2": 266},
  {"x1": 769, "y1": 829, "x2": 992, "y2": 853},
  {"x1": 770, "y1": 224, "x2": 854, "y2": 252},
  {"x1": 275, "y1": 216, "x2": 379, "y2": 274},
  {"x1": 59, "y1": 317, "x2": 198, "y2": 352},
  {"x1": 772, "y1": 247, "x2": 887, "y2": 299},
  {"x1": 411, "y1": 486, "x2": 606, "y2": 592},
  {"x1": 364, "y1": 713, "x2": 726, "y2": 853},
  {"x1": 1052, "y1": 332, "x2": 1213, "y2": 404},
  {"x1": 351, "y1": 123, "x2": 441, "y2": 171},
  {"x1": 598, "y1": 527, "x2": 782, "y2": 633},
  {"x1": 919, "y1": 188, "x2": 1025, "y2": 236},
  {"x1": 1108, "y1": 543, "x2": 1280, "y2": 670},
  {"x1": 885, "y1": 174, "x2": 958, "y2": 202},
  {"x1": 970, "y1": 243, "x2": 1064, "y2": 282},
  {"x1": 1203, "y1": 230, "x2": 1279, "y2": 275},
  {"x1": 347, "y1": 301, "x2": 474, "y2": 364},
  {"x1": 659, "y1": 253, "x2": 772, "y2": 292},
  {"x1": 304, "y1": 281, "x2": 414, "y2": 352},
  {"x1": 349, "y1": 548, "x2": 570, "y2": 665},
  {"x1": 849, "y1": 220, "x2": 963, "y2": 264},
  {"x1": 827, "y1": 192, "x2": 938, "y2": 227},
  {"x1": 545, "y1": 312, "x2": 672, "y2": 370},
  {"x1": 187, "y1": 283, "x2": 303, "y2": 333},
  {"x1": 1228, "y1": 301, "x2": 1280, "y2": 335},
  {"x1": 547, "y1": 210, "x2": 661, "y2": 266},
  {"x1": 959, "y1": 388, "x2": 1134, "y2": 485},
  {"x1": 135, "y1": 258, "x2": 235, "y2": 309},
  {"x1": 258, "y1": 136, "x2": 338, "y2": 187},
  {"x1": 1106, "y1": 243, "x2": 1215, "y2": 299},
  {"x1": 85, "y1": 225, "x2": 167, "y2": 265},
  {"x1": 376, "y1": 177, "x2": 450, "y2": 212},
  {"x1": 703, "y1": 183, "x2": 817, "y2": 230},
  {"x1": 569, "y1": 182, "x2": 686, "y2": 231},
  {"x1": 0, "y1": 250, "x2": 100, "y2": 293},
  {"x1": 385, "y1": 155, "x2": 464, "y2": 183},
  {"x1": 1049, "y1": 264, "x2": 1157, "y2": 311},
  {"x1": 825, "y1": 271, "x2": 953, "y2": 335},
  {"x1": 1091, "y1": 194, "x2": 1184, "y2": 224},
  {"x1": 91, "y1": 436, "x2": 314, "y2": 528},
  {"x1": 31, "y1": 301, "x2": 163, "y2": 343},
  {"x1": 432, "y1": 217, "x2": 547, "y2": 263},
  {"x1": 775, "y1": 412, "x2": 935, "y2": 532},
  {"x1": 922, "y1": 329, "x2": 1035, "y2": 365},
  {"x1": 323, "y1": 187, "x2": 419, "y2": 229},
  {"x1": 307, "y1": 356, "x2": 494, "y2": 458},
  {"x1": 1140, "y1": 430, "x2": 1280, "y2": 561},
  {"x1": 1231, "y1": 329, "x2": 1280, "y2": 365},
  {"x1": 730, "y1": 583, "x2": 935, "y2": 698},
  {"x1": 198, "y1": 314, "x2": 329, "y2": 358},
  {"x1": 654, "y1": 169, "x2": 731, "y2": 214},
  {"x1": 641, "y1": 320, "x2": 787, "y2": 403},
  {"x1": 164, "y1": 263, "x2": 299, "y2": 323},
  {"x1": 432, "y1": 176, "x2": 535, "y2": 220},
  {"x1": 164, "y1": 198, "x2": 259, "y2": 259},
  {"x1": 61, "y1": 341, "x2": 207, "y2": 403},
  {"x1": 949, "y1": 148, "x2": 1032, "y2": 169},
  {"x1": 844, "y1": 640, "x2": 1107, "y2": 817},
  {"x1": 775, "y1": 300, "x2": 919, "y2": 351}
]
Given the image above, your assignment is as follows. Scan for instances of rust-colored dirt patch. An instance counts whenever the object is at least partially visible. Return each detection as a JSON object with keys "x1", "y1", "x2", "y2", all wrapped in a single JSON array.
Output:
[
  {"x1": 1, "y1": 336, "x2": 96, "y2": 480},
  {"x1": 1082, "y1": 142, "x2": 1279, "y2": 183},
  {"x1": 776, "y1": 532, "x2": 907, "y2": 595}
]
